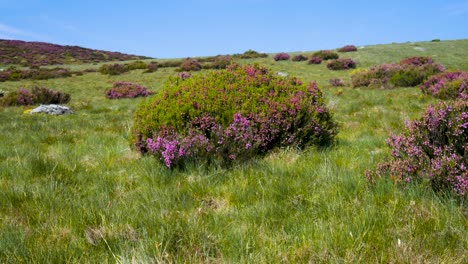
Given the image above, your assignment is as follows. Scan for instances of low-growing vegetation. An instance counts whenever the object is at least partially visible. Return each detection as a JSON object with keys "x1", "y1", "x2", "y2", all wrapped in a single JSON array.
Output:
[
  {"x1": 105, "y1": 81, "x2": 152, "y2": 99},
  {"x1": 233, "y1": 49, "x2": 268, "y2": 59},
  {"x1": 420, "y1": 71, "x2": 468, "y2": 99},
  {"x1": 351, "y1": 56, "x2": 445, "y2": 88},
  {"x1": 337, "y1": 45, "x2": 358, "y2": 52},
  {"x1": 329, "y1": 77, "x2": 344, "y2": 86},
  {"x1": 327, "y1": 58, "x2": 357, "y2": 70},
  {"x1": 291, "y1": 54, "x2": 308, "y2": 62},
  {"x1": 132, "y1": 64, "x2": 337, "y2": 168},
  {"x1": 308, "y1": 56, "x2": 323, "y2": 64},
  {"x1": 0, "y1": 85, "x2": 70, "y2": 106},
  {"x1": 273, "y1": 52, "x2": 290, "y2": 61},
  {"x1": 366, "y1": 100, "x2": 467, "y2": 198},
  {"x1": 312, "y1": 50, "x2": 339, "y2": 60},
  {"x1": 0, "y1": 66, "x2": 72, "y2": 82}
]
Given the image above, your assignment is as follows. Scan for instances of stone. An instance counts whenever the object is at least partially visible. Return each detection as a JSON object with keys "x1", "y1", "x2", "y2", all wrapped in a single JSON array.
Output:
[
  {"x1": 277, "y1": 71, "x2": 288, "y2": 77},
  {"x1": 30, "y1": 104, "x2": 74, "y2": 115}
]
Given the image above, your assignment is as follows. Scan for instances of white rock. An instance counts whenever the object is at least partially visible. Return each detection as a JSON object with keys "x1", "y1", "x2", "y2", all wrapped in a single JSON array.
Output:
[
  {"x1": 413, "y1": 47, "x2": 426, "y2": 51},
  {"x1": 30, "y1": 104, "x2": 74, "y2": 115},
  {"x1": 277, "y1": 72, "x2": 288, "y2": 77}
]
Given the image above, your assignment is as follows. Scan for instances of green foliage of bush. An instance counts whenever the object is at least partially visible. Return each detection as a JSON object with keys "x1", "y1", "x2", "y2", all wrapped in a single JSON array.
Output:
[
  {"x1": 311, "y1": 50, "x2": 339, "y2": 60},
  {"x1": 203, "y1": 55, "x2": 233, "y2": 69},
  {"x1": 98, "y1": 63, "x2": 129, "y2": 75},
  {"x1": 125, "y1": 60, "x2": 147, "y2": 70},
  {"x1": 233, "y1": 50, "x2": 268, "y2": 59},
  {"x1": 131, "y1": 64, "x2": 337, "y2": 168}
]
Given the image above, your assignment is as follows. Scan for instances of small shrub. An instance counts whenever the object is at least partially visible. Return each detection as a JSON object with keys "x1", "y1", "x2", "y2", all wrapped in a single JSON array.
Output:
[
  {"x1": 131, "y1": 64, "x2": 338, "y2": 168},
  {"x1": 329, "y1": 78, "x2": 344, "y2": 87},
  {"x1": 233, "y1": 50, "x2": 268, "y2": 59},
  {"x1": 1, "y1": 86, "x2": 70, "y2": 106},
  {"x1": 99, "y1": 63, "x2": 129, "y2": 75},
  {"x1": 125, "y1": 60, "x2": 147, "y2": 70},
  {"x1": 144, "y1": 62, "x2": 158, "y2": 73},
  {"x1": 273, "y1": 53, "x2": 290, "y2": 61},
  {"x1": 365, "y1": 100, "x2": 467, "y2": 198},
  {"x1": 105, "y1": 82, "x2": 152, "y2": 99},
  {"x1": 206, "y1": 55, "x2": 233, "y2": 69},
  {"x1": 312, "y1": 50, "x2": 339, "y2": 60},
  {"x1": 291, "y1": 54, "x2": 308, "y2": 62},
  {"x1": 431, "y1": 39, "x2": 441, "y2": 42},
  {"x1": 158, "y1": 60, "x2": 183, "y2": 68},
  {"x1": 337, "y1": 45, "x2": 357, "y2": 52},
  {"x1": 179, "y1": 58, "x2": 202, "y2": 72},
  {"x1": 351, "y1": 58, "x2": 445, "y2": 88},
  {"x1": 327, "y1": 58, "x2": 356, "y2": 70},
  {"x1": 420, "y1": 71, "x2": 468, "y2": 99},
  {"x1": 308, "y1": 57, "x2": 323, "y2": 64},
  {"x1": 400, "y1": 56, "x2": 433, "y2": 66},
  {"x1": 178, "y1": 72, "x2": 192, "y2": 80}
]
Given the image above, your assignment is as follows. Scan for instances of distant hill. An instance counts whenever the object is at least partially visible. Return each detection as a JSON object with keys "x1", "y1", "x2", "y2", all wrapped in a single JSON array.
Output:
[{"x1": 0, "y1": 39, "x2": 151, "y2": 66}]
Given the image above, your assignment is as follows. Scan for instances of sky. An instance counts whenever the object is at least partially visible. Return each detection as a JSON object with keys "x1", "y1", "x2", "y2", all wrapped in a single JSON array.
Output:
[{"x1": 0, "y1": 0, "x2": 467, "y2": 58}]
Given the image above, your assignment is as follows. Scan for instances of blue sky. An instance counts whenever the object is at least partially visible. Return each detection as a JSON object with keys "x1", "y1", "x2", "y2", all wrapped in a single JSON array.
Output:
[{"x1": 0, "y1": 0, "x2": 467, "y2": 58}]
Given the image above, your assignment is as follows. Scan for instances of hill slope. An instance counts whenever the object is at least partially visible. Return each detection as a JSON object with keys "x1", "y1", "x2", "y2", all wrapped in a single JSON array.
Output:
[{"x1": 0, "y1": 39, "x2": 151, "y2": 66}]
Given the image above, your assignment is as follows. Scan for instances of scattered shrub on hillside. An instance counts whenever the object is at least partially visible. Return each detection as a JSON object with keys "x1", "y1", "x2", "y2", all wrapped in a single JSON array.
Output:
[
  {"x1": 420, "y1": 71, "x2": 468, "y2": 99},
  {"x1": 273, "y1": 53, "x2": 290, "y2": 61},
  {"x1": 99, "y1": 63, "x2": 129, "y2": 75},
  {"x1": 400, "y1": 56, "x2": 433, "y2": 66},
  {"x1": 431, "y1": 39, "x2": 441, "y2": 42},
  {"x1": 105, "y1": 82, "x2": 152, "y2": 99},
  {"x1": 329, "y1": 78, "x2": 344, "y2": 87},
  {"x1": 365, "y1": 100, "x2": 467, "y2": 198},
  {"x1": 158, "y1": 60, "x2": 184, "y2": 68},
  {"x1": 351, "y1": 58, "x2": 445, "y2": 88},
  {"x1": 0, "y1": 67, "x2": 72, "y2": 82},
  {"x1": 1, "y1": 86, "x2": 70, "y2": 106},
  {"x1": 144, "y1": 62, "x2": 158, "y2": 73},
  {"x1": 179, "y1": 58, "x2": 202, "y2": 72},
  {"x1": 291, "y1": 54, "x2": 308, "y2": 62},
  {"x1": 327, "y1": 58, "x2": 356, "y2": 70},
  {"x1": 337, "y1": 45, "x2": 357, "y2": 52},
  {"x1": 125, "y1": 60, "x2": 147, "y2": 70},
  {"x1": 205, "y1": 55, "x2": 233, "y2": 69},
  {"x1": 131, "y1": 63, "x2": 338, "y2": 168},
  {"x1": 308, "y1": 57, "x2": 323, "y2": 64},
  {"x1": 312, "y1": 50, "x2": 339, "y2": 60},
  {"x1": 233, "y1": 50, "x2": 268, "y2": 59}
]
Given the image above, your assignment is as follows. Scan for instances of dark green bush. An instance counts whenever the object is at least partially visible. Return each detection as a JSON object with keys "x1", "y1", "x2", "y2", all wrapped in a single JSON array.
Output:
[
  {"x1": 312, "y1": 50, "x2": 339, "y2": 60},
  {"x1": 179, "y1": 58, "x2": 202, "y2": 72},
  {"x1": 125, "y1": 60, "x2": 147, "y2": 70},
  {"x1": 98, "y1": 63, "x2": 129, "y2": 75},
  {"x1": 144, "y1": 62, "x2": 158, "y2": 73},
  {"x1": 131, "y1": 64, "x2": 338, "y2": 168},
  {"x1": 233, "y1": 50, "x2": 268, "y2": 59}
]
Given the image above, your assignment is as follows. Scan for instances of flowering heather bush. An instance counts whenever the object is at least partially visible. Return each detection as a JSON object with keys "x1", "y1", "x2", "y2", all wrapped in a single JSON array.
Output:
[
  {"x1": 308, "y1": 57, "x2": 323, "y2": 64},
  {"x1": 366, "y1": 100, "x2": 467, "y2": 198},
  {"x1": 420, "y1": 71, "x2": 468, "y2": 100},
  {"x1": 273, "y1": 53, "x2": 290, "y2": 61},
  {"x1": 131, "y1": 64, "x2": 338, "y2": 168},
  {"x1": 105, "y1": 82, "x2": 152, "y2": 99},
  {"x1": 233, "y1": 50, "x2": 268, "y2": 59},
  {"x1": 326, "y1": 58, "x2": 356, "y2": 70},
  {"x1": 291, "y1": 54, "x2": 308, "y2": 62},
  {"x1": 351, "y1": 58, "x2": 445, "y2": 88},
  {"x1": 179, "y1": 58, "x2": 202, "y2": 71},
  {"x1": 98, "y1": 63, "x2": 129, "y2": 75},
  {"x1": 329, "y1": 78, "x2": 344, "y2": 87},
  {"x1": 337, "y1": 45, "x2": 358, "y2": 52},
  {"x1": 400, "y1": 56, "x2": 433, "y2": 66},
  {"x1": 312, "y1": 50, "x2": 339, "y2": 60},
  {"x1": 1, "y1": 86, "x2": 70, "y2": 106}
]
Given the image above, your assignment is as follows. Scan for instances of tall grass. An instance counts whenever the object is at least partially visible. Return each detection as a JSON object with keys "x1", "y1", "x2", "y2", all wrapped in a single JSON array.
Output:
[{"x1": 0, "y1": 40, "x2": 467, "y2": 263}]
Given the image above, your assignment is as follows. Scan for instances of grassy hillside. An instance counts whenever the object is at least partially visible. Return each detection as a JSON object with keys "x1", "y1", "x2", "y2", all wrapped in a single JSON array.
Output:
[
  {"x1": 0, "y1": 39, "x2": 466, "y2": 263},
  {"x1": 0, "y1": 39, "x2": 151, "y2": 67}
]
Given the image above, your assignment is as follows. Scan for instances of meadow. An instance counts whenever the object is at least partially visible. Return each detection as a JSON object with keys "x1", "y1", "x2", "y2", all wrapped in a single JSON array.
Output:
[{"x1": 0, "y1": 39, "x2": 467, "y2": 263}]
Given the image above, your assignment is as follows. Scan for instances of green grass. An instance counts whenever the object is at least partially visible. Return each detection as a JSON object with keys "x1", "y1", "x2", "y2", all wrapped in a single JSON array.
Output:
[{"x1": 0, "y1": 39, "x2": 467, "y2": 263}]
